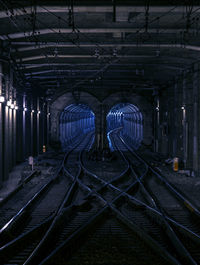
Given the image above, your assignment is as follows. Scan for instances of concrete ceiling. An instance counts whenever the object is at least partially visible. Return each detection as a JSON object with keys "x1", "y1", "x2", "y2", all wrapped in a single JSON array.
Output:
[{"x1": 0, "y1": 0, "x2": 200, "y2": 99}]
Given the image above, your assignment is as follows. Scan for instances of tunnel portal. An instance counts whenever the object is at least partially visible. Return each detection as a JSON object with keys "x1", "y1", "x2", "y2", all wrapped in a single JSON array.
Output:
[
  {"x1": 60, "y1": 104, "x2": 95, "y2": 150},
  {"x1": 107, "y1": 103, "x2": 143, "y2": 150}
]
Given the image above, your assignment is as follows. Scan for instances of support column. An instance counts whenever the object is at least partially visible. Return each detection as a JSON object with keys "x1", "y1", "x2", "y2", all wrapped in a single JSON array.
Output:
[
  {"x1": 95, "y1": 105, "x2": 101, "y2": 149},
  {"x1": 13, "y1": 87, "x2": 17, "y2": 167},
  {"x1": 102, "y1": 104, "x2": 109, "y2": 149},
  {"x1": 182, "y1": 75, "x2": 188, "y2": 167},
  {"x1": 31, "y1": 108, "x2": 34, "y2": 155},
  {"x1": 0, "y1": 62, "x2": 3, "y2": 185},
  {"x1": 4, "y1": 75, "x2": 10, "y2": 180},
  {"x1": 193, "y1": 63, "x2": 199, "y2": 176},
  {"x1": 172, "y1": 82, "x2": 178, "y2": 156},
  {"x1": 153, "y1": 94, "x2": 160, "y2": 152},
  {"x1": 37, "y1": 98, "x2": 40, "y2": 155},
  {"x1": 9, "y1": 105, "x2": 12, "y2": 170},
  {"x1": 22, "y1": 94, "x2": 26, "y2": 159},
  {"x1": 47, "y1": 103, "x2": 50, "y2": 146}
]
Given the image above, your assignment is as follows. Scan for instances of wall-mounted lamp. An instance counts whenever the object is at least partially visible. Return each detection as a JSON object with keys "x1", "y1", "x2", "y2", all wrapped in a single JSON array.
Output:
[
  {"x1": 7, "y1": 100, "x2": 11, "y2": 106},
  {"x1": 15, "y1": 106, "x2": 18, "y2": 110},
  {"x1": 156, "y1": 107, "x2": 159, "y2": 111},
  {"x1": 38, "y1": 111, "x2": 41, "y2": 114},
  {"x1": 10, "y1": 104, "x2": 15, "y2": 109},
  {"x1": 32, "y1": 110, "x2": 34, "y2": 113},
  {"x1": 0, "y1": 96, "x2": 5, "y2": 103},
  {"x1": 24, "y1": 107, "x2": 27, "y2": 111}
]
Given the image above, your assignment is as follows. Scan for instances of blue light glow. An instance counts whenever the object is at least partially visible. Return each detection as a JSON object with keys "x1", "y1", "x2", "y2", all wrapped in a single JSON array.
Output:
[
  {"x1": 107, "y1": 103, "x2": 143, "y2": 150},
  {"x1": 60, "y1": 104, "x2": 95, "y2": 150}
]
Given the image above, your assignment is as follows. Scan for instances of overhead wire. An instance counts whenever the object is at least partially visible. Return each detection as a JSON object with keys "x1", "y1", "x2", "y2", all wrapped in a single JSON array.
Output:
[{"x1": 1, "y1": 1, "x2": 200, "y2": 93}]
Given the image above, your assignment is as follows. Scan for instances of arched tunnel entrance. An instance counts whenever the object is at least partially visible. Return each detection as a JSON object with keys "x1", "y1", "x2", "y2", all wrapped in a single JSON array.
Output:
[
  {"x1": 60, "y1": 104, "x2": 95, "y2": 150},
  {"x1": 107, "y1": 103, "x2": 143, "y2": 150}
]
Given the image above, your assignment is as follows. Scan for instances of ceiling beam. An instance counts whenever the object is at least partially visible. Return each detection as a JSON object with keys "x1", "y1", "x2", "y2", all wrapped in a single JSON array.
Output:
[
  {"x1": 0, "y1": 5, "x2": 198, "y2": 20},
  {"x1": 10, "y1": 43, "x2": 200, "y2": 53},
  {"x1": 23, "y1": 65, "x2": 182, "y2": 76},
  {"x1": 16, "y1": 54, "x2": 157, "y2": 62},
  {"x1": 0, "y1": 28, "x2": 191, "y2": 40}
]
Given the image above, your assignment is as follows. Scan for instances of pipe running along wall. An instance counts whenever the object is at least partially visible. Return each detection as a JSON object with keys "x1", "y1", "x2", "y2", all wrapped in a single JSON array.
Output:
[
  {"x1": 60, "y1": 104, "x2": 95, "y2": 150},
  {"x1": 107, "y1": 103, "x2": 143, "y2": 150}
]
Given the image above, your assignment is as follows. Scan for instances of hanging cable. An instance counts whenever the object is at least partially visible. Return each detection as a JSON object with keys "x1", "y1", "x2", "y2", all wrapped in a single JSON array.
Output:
[
  {"x1": 68, "y1": 0, "x2": 75, "y2": 31},
  {"x1": 112, "y1": 0, "x2": 116, "y2": 22},
  {"x1": 185, "y1": 0, "x2": 194, "y2": 32},
  {"x1": 31, "y1": 0, "x2": 37, "y2": 36},
  {"x1": 144, "y1": 0, "x2": 150, "y2": 32}
]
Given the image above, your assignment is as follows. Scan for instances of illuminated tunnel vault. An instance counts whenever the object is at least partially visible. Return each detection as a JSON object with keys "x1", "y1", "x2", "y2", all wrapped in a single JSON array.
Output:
[
  {"x1": 107, "y1": 103, "x2": 143, "y2": 150},
  {"x1": 60, "y1": 104, "x2": 95, "y2": 150}
]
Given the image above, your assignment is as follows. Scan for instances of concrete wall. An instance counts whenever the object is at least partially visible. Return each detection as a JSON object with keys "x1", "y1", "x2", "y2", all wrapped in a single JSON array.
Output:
[
  {"x1": 157, "y1": 63, "x2": 200, "y2": 176},
  {"x1": 50, "y1": 91, "x2": 153, "y2": 150},
  {"x1": 0, "y1": 61, "x2": 49, "y2": 186}
]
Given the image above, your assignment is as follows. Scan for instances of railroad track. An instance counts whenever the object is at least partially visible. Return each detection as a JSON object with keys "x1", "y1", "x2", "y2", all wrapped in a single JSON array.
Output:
[
  {"x1": 2, "y1": 130, "x2": 200, "y2": 264},
  {"x1": 22, "y1": 137, "x2": 182, "y2": 264},
  {"x1": 0, "y1": 132, "x2": 94, "y2": 265},
  {"x1": 109, "y1": 130, "x2": 200, "y2": 264},
  {"x1": 0, "y1": 170, "x2": 45, "y2": 228}
]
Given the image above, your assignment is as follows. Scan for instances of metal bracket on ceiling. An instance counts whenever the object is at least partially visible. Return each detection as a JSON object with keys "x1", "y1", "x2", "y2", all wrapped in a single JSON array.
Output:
[{"x1": 112, "y1": 0, "x2": 116, "y2": 22}]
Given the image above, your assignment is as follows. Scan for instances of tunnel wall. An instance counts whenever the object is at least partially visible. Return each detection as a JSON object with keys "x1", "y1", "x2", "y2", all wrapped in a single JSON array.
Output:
[
  {"x1": 51, "y1": 91, "x2": 152, "y2": 150},
  {"x1": 107, "y1": 104, "x2": 143, "y2": 149},
  {"x1": 103, "y1": 92, "x2": 152, "y2": 147},
  {"x1": 156, "y1": 62, "x2": 200, "y2": 176},
  {"x1": 121, "y1": 111, "x2": 143, "y2": 148},
  {"x1": 60, "y1": 104, "x2": 95, "y2": 150},
  {"x1": 50, "y1": 92, "x2": 99, "y2": 145},
  {"x1": 0, "y1": 62, "x2": 49, "y2": 186}
]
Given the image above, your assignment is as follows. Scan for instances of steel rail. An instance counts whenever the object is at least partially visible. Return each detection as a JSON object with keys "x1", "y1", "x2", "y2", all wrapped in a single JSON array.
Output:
[{"x1": 22, "y1": 132, "x2": 95, "y2": 265}]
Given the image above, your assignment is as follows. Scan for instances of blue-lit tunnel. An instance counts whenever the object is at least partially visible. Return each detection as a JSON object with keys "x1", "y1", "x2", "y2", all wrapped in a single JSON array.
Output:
[
  {"x1": 60, "y1": 104, "x2": 95, "y2": 150},
  {"x1": 107, "y1": 103, "x2": 143, "y2": 150}
]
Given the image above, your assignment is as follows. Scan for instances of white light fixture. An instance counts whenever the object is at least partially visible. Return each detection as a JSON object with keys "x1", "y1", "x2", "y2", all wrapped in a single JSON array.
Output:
[
  {"x1": 0, "y1": 96, "x2": 5, "y2": 103},
  {"x1": 38, "y1": 111, "x2": 41, "y2": 114},
  {"x1": 10, "y1": 104, "x2": 14, "y2": 109},
  {"x1": 7, "y1": 100, "x2": 11, "y2": 106},
  {"x1": 156, "y1": 107, "x2": 159, "y2": 111},
  {"x1": 15, "y1": 106, "x2": 18, "y2": 110},
  {"x1": 181, "y1": 106, "x2": 185, "y2": 110},
  {"x1": 32, "y1": 110, "x2": 34, "y2": 113},
  {"x1": 48, "y1": 113, "x2": 50, "y2": 116},
  {"x1": 24, "y1": 107, "x2": 27, "y2": 111}
]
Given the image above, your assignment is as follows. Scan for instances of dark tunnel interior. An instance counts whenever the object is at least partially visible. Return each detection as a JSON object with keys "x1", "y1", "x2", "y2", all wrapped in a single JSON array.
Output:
[{"x1": 1, "y1": 1, "x2": 200, "y2": 264}]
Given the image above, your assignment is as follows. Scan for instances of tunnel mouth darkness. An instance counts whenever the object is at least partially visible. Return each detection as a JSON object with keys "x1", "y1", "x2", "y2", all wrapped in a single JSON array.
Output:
[
  {"x1": 60, "y1": 103, "x2": 95, "y2": 151},
  {"x1": 107, "y1": 103, "x2": 143, "y2": 151}
]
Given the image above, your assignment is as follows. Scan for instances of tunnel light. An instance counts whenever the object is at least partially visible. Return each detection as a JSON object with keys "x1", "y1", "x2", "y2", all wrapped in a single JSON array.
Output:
[
  {"x1": 10, "y1": 103, "x2": 15, "y2": 109},
  {"x1": 0, "y1": 96, "x2": 5, "y2": 103}
]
